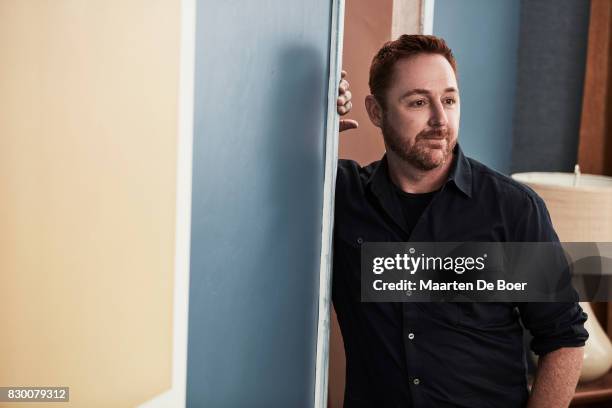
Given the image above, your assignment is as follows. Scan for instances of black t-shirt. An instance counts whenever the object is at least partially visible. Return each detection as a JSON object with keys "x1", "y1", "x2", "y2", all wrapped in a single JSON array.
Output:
[{"x1": 392, "y1": 183, "x2": 437, "y2": 236}]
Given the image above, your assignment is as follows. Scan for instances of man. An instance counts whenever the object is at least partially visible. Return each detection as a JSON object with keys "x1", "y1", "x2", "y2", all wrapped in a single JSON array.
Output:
[{"x1": 333, "y1": 35, "x2": 587, "y2": 408}]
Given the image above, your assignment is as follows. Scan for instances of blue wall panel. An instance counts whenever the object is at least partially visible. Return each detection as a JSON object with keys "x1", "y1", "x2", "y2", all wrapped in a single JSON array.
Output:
[
  {"x1": 187, "y1": 1, "x2": 333, "y2": 406},
  {"x1": 434, "y1": 0, "x2": 521, "y2": 174},
  {"x1": 510, "y1": 0, "x2": 590, "y2": 173}
]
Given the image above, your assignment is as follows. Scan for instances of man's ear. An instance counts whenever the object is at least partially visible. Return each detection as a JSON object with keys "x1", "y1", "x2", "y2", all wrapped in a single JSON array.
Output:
[{"x1": 365, "y1": 95, "x2": 383, "y2": 128}]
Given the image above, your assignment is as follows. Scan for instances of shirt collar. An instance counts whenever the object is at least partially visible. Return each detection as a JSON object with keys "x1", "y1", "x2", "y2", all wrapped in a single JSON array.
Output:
[
  {"x1": 448, "y1": 144, "x2": 473, "y2": 198},
  {"x1": 366, "y1": 143, "x2": 473, "y2": 199}
]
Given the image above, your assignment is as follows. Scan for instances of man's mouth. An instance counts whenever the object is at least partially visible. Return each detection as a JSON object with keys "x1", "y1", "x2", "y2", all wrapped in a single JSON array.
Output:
[{"x1": 419, "y1": 129, "x2": 448, "y2": 140}]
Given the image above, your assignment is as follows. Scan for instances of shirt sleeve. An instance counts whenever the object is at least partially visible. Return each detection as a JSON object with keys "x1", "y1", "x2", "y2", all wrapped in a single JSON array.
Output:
[{"x1": 513, "y1": 192, "x2": 589, "y2": 356}]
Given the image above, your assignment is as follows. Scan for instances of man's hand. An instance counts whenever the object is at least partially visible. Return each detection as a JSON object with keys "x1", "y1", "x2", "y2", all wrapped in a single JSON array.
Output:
[{"x1": 337, "y1": 70, "x2": 358, "y2": 132}]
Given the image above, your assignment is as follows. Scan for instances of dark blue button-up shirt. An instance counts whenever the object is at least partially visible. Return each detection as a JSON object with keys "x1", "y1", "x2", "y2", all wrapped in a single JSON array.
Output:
[{"x1": 332, "y1": 144, "x2": 588, "y2": 408}]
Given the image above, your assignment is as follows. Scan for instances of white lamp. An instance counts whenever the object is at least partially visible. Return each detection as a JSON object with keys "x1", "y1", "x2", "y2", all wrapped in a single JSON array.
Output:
[{"x1": 512, "y1": 166, "x2": 612, "y2": 382}]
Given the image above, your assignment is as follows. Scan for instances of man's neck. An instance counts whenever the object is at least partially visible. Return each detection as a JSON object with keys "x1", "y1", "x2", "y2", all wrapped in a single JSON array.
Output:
[{"x1": 386, "y1": 149, "x2": 454, "y2": 194}]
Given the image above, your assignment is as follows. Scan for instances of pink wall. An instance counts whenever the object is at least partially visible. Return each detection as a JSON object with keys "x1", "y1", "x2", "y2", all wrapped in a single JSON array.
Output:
[
  {"x1": 329, "y1": 1, "x2": 392, "y2": 406},
  {"x1": 337, "y1": 0, "x2": 391, "y2": 165}
]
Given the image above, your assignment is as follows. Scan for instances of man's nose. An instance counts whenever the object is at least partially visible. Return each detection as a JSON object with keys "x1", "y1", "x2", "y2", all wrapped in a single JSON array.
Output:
[{"x1": 428, "y1": 101, "x2": 448, "y2": 127}]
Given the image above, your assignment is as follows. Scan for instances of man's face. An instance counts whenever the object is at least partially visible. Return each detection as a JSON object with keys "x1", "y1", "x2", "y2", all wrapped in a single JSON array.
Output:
[{"x1": 377, "y1": 53, "x2": 460, "y2": 171}]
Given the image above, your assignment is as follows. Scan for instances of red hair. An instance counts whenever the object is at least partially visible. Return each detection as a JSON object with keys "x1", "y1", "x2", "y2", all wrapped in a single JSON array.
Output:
[{"x1": 369, "y1": 34, "x2": 457, "y2": 107}]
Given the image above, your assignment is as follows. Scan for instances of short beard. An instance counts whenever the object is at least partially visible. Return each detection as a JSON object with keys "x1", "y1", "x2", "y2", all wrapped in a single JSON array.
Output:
[{"x1": 381, "y1": 114, "x2": 456, "y2": 171}]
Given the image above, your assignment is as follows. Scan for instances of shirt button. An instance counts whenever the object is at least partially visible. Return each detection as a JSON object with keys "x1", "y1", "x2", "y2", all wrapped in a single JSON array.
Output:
[
  {"x1": 408, "y1": 333, "x2": 415, "y2": 340},
  {"x1": 413, "y1": 378, "x2": 420, "y2": 385}
]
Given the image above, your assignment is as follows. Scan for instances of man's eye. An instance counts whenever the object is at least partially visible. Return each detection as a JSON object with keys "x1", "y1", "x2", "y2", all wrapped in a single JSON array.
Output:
[
  {"x1": 410, "y1": 99, "x2": 427, "y2": 107},
  {"x1": 444, "y1": 98, "x2": 456, "y2": 105}
]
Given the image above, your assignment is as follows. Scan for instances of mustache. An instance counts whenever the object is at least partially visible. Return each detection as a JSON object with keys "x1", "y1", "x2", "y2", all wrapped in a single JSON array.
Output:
[{"x1": 417, "y1": 128, "x2": 450, "y2": 140}]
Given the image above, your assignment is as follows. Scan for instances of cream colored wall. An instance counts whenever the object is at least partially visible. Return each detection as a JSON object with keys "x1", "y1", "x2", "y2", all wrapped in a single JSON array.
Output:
[{"x1": 0, "y1": 1, "x2": 180, "y2": 407}]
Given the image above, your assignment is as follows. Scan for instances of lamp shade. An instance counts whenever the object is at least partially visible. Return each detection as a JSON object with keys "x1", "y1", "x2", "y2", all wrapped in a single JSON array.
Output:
[
  {"x1": 512, "y1": 170, "x2": 612, "y2": 382},
  {"x1": 511, "y1": 172, "x2": 612, "y2": 242}
]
